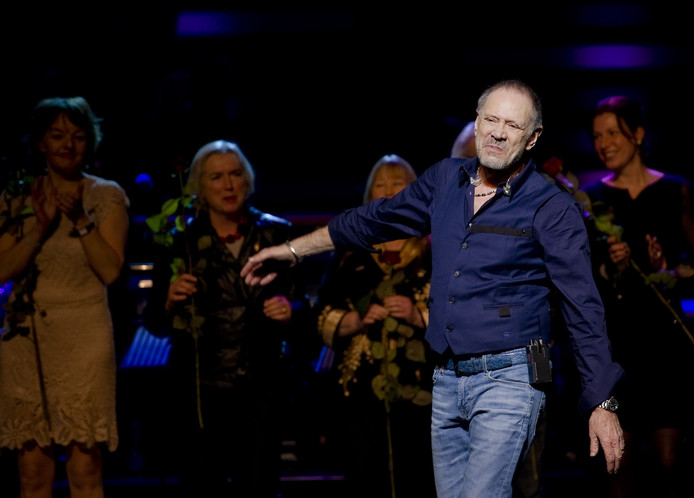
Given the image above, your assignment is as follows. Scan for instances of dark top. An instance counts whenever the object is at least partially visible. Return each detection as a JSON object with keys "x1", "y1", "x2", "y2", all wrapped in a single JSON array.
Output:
[
  {"x1": 146, "y1": 206, "x2": 306, "y2": 389},
  {"x1": 582, "y1": 174, "x2": 694, "y2": 429},
  {"x1": 315, "y1": 236, "x2": 434, "y2": 402}
]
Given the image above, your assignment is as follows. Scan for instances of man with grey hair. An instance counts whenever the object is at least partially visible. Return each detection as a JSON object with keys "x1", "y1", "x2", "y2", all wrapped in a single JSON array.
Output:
[{"x1": 242, "y1": 80, "x2": 625, "y2": 497}]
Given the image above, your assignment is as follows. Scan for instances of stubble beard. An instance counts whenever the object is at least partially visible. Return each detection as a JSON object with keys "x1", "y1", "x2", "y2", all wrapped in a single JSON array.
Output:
[{"x1": 479, "y1": 145, "x2": 526, "y2": 172}]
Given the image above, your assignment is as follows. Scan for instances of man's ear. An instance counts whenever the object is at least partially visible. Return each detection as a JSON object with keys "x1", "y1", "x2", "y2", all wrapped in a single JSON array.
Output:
[{"x1": 526, "y1": 127, "x2": 543, "y2": 150}]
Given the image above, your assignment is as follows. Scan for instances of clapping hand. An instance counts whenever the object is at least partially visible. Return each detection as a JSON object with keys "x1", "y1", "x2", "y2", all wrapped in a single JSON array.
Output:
[
  {"x1": 57, "y1": 180, "x2": 86, "y2": 224},
  {"x1": 30, "y1": 176, "x2": 59, "y2": 234}
]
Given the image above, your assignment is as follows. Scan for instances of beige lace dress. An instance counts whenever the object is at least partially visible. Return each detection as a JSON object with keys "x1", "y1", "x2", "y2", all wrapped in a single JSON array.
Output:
[{"x1": 0, "y1": 174, "x2": 129, "y2": 451}]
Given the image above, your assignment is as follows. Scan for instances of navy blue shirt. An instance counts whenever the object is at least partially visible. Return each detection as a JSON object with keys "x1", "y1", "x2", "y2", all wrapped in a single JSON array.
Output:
[{"x1": 328, "y1": 157, "x2": 623, "y2": 415}]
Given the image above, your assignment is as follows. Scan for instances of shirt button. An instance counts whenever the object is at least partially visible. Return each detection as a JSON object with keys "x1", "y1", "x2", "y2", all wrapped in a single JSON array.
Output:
[
  {"x1": 462, "y1": 242, "x2": 468, "y2": 249},
  {"x1": 449, "y1": 297, "x2": 455, "y2": 303},
  {"x1": 446, "y1": 325, "x2": 453, "y2": 332},
  {"x1": 453, "y1": 270, "x2": 460, "y2": 277}
]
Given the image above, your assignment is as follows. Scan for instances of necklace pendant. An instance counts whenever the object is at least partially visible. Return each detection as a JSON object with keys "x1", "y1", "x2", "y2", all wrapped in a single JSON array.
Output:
[{"x1": 470, "y1": 169, "x2": 482, "y2": 186}]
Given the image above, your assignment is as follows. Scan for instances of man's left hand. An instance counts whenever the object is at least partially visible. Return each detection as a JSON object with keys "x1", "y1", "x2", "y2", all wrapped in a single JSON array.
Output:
[{"x1": 588, "y1": 407, "x2": 624, "y2": 474}]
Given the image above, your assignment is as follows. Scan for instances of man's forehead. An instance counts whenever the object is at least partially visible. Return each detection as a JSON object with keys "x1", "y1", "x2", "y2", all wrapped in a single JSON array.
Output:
[{"x1": 480, "y1": 88, "x2": 532, "y2": 122}]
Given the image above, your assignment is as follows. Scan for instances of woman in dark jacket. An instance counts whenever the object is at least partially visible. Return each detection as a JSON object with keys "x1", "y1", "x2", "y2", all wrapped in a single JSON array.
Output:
[{"x1": 146, "y1": 140, "x2": 305, "y2": 497}]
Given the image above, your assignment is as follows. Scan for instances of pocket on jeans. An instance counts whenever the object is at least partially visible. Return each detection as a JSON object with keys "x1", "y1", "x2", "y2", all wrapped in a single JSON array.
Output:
[{"x1": 488, "y1": 363, "x2": 530, "y2": 387}]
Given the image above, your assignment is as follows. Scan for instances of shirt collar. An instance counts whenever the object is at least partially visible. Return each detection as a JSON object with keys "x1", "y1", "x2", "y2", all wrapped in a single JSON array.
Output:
[{"x1": 458, "y1": 157, "x2": 537, "y2": 198}]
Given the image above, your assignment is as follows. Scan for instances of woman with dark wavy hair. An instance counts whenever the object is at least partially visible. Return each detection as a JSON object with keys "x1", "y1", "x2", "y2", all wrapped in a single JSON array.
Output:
[{"x1": 0, "y1": 96, "x2": 129, "y2": 497}]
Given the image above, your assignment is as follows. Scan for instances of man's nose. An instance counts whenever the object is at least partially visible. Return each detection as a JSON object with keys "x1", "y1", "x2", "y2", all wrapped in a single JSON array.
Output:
[{"x1": 491, "y1": 125, "x2": 507, "y2": 140}]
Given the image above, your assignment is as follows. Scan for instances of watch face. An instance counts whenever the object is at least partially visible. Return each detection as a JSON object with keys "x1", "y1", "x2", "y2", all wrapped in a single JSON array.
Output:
[{"x1": 604, "y1": 397, "x2": 618, "y2": 412}]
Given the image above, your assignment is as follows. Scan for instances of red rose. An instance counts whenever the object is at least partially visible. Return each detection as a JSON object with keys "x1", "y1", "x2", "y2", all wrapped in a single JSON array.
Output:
[
  {"x1": 542, "y1": 156, "x2": 563, "y2": 177},
  {"x1": 378, "y1": 251, "x2": 401, "y2": 266}
]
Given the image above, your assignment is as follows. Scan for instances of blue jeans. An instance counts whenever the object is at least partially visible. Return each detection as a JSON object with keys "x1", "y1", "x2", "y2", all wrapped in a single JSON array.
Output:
[{"x1": 431, "y1": 350, "x2": 545, "y2": 498}]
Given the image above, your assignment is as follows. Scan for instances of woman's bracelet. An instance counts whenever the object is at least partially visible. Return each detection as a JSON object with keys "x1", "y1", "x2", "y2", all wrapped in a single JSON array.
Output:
[
  {"x1": 69, "y1": 221, "x2": 95, "y2": 238},
  {"x1": 285, "y1": 240, "x2": 303, "y2": 263}
]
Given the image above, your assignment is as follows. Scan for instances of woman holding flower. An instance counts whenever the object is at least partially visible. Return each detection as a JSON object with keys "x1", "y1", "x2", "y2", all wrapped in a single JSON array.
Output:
[
  {"x1": 144, "y1": 140, "x2": 306, "y2": 497},
  {"x1": 0, "y1": 96, "x2": 129, "y2": 498},
  {"x1": 582, "y1": 95, "x2": 694, "y2": 497},
  {"x1": 315, "y1": 154, "x2": 435, "y2": 498}
]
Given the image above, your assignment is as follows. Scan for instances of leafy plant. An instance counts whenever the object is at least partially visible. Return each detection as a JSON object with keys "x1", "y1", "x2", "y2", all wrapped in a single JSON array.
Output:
[
  {"x1": 369, "y1": 270, "x2": 431, "y2": 407},
  {"x1": 336, "y1": 249, "x2": 432, "y2": 498},
  {"x1": 1, "y1": 164, "x2": 38, "y2": 339},
  {"x1": 145, "y1": 169, "x2": 207, "y2": 428},
  {"x1": 0, "y1": 162, "x2": 53, "y2": 429}
]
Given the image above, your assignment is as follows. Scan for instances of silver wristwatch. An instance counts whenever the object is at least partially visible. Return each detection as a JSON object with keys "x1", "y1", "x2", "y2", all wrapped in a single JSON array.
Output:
[{"x1": 599, "y1": 396, "x2": 618, "y2": 412}]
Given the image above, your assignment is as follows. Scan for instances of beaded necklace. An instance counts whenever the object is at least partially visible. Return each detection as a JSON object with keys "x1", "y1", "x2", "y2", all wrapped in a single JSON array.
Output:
[{"x1": 474, "y1": 189, "x2": 496, "y2": 197}]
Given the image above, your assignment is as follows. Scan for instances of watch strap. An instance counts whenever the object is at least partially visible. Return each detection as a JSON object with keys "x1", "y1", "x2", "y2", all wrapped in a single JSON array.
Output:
[{"x1": 599, "y1": 396, "x2": 618, "y2": 412}]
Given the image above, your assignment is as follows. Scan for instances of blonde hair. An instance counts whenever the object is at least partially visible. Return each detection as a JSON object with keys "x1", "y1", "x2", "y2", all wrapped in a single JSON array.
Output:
[
  {"x1": 363, "y1": 154, "x2": 417, "y2": 204},
  {"x1": 186, "y1": 140, "x2": 255, "y2": 206}
]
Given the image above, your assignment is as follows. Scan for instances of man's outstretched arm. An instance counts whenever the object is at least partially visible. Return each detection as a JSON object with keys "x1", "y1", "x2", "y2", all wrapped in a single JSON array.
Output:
[{"x1": 241, "y1": 226, "x2": 335, "y2": 286}]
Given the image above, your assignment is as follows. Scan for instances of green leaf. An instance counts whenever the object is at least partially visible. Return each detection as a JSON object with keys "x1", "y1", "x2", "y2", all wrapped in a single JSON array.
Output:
[
  {"x1": 161, "y1": 198, "x2": 180, "y2": 216},
  {"x1": 193, "y1": 257, "x2": 207, "y2": 274},
  {"x1": 593, "y1": 214, "x2": 623, "y2": 238},
  {"x1": 172, "y1": 315, "x2": 188, "y2": 330},
  {"x1": 354, "y1": 292, "x2": 373, "y2": 316},
  {"x1": 400, "y1": 385, "x2": 416, "y2": 400},
  {"x1": 405, "y1": 339, "x2": 427, "y2": 363},
  {"x1": 183, "y1": 303, "x2": 198, "y2": 314},
  {"x1": 396, "y1": 323, "x2": 414, "y2": 338},
  {"x1": 372, "y1": 341, "x2": 385, "y2": 359},
  {"x1": 371, "y1": 374, "x2": 389, "y2": 400},
  {"x1": 412, "y1": 389, "x2": 433, "y2": 406},
  {"x1": 145, "y1": 213, "x2": 167, "y2": 233},
  {"x1": 384, "y1": 316, "x2": 398, "y2": 332},
  {"x1": 390, "y1": 270, "x2": 405, "y2": 285},
  {"x1": 169, "y1": 258, "x2": 186, "y2": 279},
  {"x1": 386, "y1": 362, "x2": 400, "y2": 378},
  {"x1": 197, "y1": 235, "x2": 212, "y2": 251},
  {"x1": 645, "y1": 271, "x2": 677, "y2": 289},
  {"x1": 375, "y1": 280, "x2": 394, "y2": 300},
  {"x1": 153, "y1": 231, "x2": 174, "y2": 247},
  {"x1": 181, "y1": 195, "x2": 195, "y2": 208}
]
